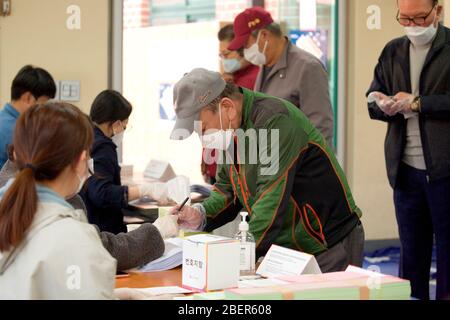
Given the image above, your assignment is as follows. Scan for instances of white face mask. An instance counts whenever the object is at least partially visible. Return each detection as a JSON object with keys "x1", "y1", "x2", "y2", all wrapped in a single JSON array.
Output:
[
  {"x1": 222, "y1": 58, "x2": 242, "y2": 74},
  {"x1": 112, "y1": 121, "x2": 125, "y2": 147},
  {"x1": 201, "y1": 103, "x2": 234, "y2": 151},
  {"x1": 112, "y1": 131, "x2": 124, "y2": 147},
  {"x1": 66, "y1": 160, "x2": 90, "y2": 199},
  {"x1": 75, "y1": 173, "x2": 87, "y2": 194},
  {"x1": 244, "y1": 31, "x2": 268, "y2": 66},
  {"x1": 88, "y1": 158, "x2": 94, "y2": 177},
  {"x1": 404, "y1": 14, "x2": 438, "y2": 46}
]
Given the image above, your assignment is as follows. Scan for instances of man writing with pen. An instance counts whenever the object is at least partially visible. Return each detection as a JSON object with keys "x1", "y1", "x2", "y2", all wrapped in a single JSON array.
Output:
[{"x1": 169, "y1": 68, "x2": 364, "y2": 273}]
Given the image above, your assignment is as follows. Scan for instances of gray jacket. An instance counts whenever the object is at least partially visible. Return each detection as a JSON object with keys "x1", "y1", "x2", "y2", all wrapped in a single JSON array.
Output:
[
  {"x1": 0, "y1": 160, "x2": 165, "y2": 271},
  {"x1": 254, "y1": 40, "x2": 334, "y2": 147}
]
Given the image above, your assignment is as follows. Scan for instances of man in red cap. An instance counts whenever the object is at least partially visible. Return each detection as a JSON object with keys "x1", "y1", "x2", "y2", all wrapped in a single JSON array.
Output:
[{"x1": 229, "y1": 7, "x2": 334, "y2": 148}]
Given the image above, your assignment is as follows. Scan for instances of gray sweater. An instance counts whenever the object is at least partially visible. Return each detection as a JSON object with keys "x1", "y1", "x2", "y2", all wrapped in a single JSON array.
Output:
[{"x1": 0, "y1": 160, "x2": 165, "y2": 271}]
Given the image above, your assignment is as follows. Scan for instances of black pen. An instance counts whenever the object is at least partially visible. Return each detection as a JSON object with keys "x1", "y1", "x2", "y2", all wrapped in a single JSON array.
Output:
[{"x1": 177, "y1": 197, "x2": 190, "y2": 213}]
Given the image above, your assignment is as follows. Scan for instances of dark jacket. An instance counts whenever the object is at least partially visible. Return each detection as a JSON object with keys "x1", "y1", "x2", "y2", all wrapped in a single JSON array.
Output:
[
  {"x1": 81, "y1": 127, "x2": 128, "y2": 234},
  {"x1": 367, "y1": 24, "x2": 450, "y2": 188}
]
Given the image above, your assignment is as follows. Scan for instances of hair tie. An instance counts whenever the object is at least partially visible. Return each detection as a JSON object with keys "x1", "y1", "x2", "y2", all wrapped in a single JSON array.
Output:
[{"x1": 25, "y1": 164, "x2": 37, "y2": 172}]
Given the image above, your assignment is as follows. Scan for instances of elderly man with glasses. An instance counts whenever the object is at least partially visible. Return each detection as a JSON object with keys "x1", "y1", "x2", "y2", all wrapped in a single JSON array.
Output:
[{"x1": 367, "y1": 0, "x2": 449, "y2": 300}]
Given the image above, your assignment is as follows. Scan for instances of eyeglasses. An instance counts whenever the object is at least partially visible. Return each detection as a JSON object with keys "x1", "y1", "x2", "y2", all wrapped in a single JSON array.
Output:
[{"x1": 396, "y1": 6, "x2": 436, "y2": 26}]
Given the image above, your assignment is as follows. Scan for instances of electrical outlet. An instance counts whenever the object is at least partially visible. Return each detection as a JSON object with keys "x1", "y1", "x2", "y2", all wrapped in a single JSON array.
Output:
[
  {"x1": 1, "y1": 0, "x2": 11, "y2": 17},
  {"x1": 60, "y1": 80, "x2": 80, "y2": 102}
]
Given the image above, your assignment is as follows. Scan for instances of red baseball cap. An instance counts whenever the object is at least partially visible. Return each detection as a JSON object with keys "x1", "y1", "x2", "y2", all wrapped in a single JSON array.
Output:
[{"x1": 228, "y1": 7, "x2": 274, "y2": 51}]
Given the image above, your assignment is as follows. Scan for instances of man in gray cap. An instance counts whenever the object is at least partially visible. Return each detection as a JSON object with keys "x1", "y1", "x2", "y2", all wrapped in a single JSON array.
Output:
[{"x1": 170, "y1": 68, "x2": 364, "y2": 272}]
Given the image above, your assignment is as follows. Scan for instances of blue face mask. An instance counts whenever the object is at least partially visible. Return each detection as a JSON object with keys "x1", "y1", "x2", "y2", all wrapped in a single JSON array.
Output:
[{"x1": 222, "y1": 58, "x2": 242, "y2": 74}]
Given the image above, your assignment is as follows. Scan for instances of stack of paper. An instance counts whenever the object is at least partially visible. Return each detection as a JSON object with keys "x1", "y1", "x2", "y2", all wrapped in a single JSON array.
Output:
[
  {"x1": 238, "y1": 278, "x2": 290, "y2": 289},
  {"x1": 343, "y1": 266, "x2": 411, "y2": 300},
  {"x1": 225, "y1": 282, "x2": 361, "y2": 300},
  {"x1": 137, "y1": 238, "x2": 183, "y2": 272},
  {"x1": 193, "y1": 292, "x2": 226, "y2": 300},
  {"x1": 224, "y1": 267, "x2": 411, "y2": 300}
]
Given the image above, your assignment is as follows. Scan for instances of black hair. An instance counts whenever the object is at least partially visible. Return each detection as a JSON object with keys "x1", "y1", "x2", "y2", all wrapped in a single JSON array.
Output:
[
  {"x1": 11, "y1": 65, "x2": 56, "y2": 101},
  {"x1": 89, "y1": 90, "x2": 133, "y2": 125},
  {"x1": 218, "y1": 24, "x2": 244, "y2": 56},
  {"x1": 218, "y1": 24, "x2": 235, "y2": 42}
]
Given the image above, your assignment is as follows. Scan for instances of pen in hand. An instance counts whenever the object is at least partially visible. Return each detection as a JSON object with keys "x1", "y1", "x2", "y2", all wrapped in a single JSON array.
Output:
[{"x1": 177, "y1": 197, "x2": 190, "y2": 214}]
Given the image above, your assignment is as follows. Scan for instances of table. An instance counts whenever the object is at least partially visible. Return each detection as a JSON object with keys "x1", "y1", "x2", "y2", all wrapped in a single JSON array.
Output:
[{"x1": 115, "y1": 267, "x2": 183, "y2": 289}]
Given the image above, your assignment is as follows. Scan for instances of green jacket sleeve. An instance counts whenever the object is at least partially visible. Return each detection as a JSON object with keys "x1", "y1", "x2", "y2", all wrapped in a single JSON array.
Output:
[
  {"x1": 203, "y1": 154, "x2": 243, "y2": 232},
  {"x1": 249, "y1": 114, "x2": 308, "y2": 257}
]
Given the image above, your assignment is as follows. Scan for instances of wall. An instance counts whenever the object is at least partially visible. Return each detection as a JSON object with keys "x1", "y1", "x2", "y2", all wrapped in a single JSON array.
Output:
[
  {"x1": 0, "y1": 0, "x2": 110, "y2": 113},
  {"x1": 346, "y1": 0, "x2": 401, "y2": 240},
  {"x1": 346, "y1": 0, "x2": 448, "y2": 240},
  {"x1": 446, "y1": 0, "x2": 450, "y2": 24}
]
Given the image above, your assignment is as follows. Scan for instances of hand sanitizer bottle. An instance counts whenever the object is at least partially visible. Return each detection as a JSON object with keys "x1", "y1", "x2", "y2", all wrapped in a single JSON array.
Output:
[{"x1": 234, "y1": 212, "x2": 255, "y2": 276}]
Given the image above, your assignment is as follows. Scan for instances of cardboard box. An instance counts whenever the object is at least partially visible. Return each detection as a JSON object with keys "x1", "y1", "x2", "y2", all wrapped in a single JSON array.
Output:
[{"x1": 182, "y1": 234, "x2": 240, "y2": 292}]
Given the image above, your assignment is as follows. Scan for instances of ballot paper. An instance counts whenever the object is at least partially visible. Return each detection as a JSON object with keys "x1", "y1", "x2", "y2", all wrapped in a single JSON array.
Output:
[
  {"x1": 238, "y1": 278, "x2": 290, "y2": 288},
  {"x1": 345, "y1": 265, "x2": 387, "y2": 278},
  {"x1": 225, "y1": 269, "x2": 411, "y2": 300},
  {"x1": 256, "y1": 245, "x2": 321, "y2": 278},
  {"x1": 115, "y1": 286, "x2": 192, "y2": 300},
  {"x1": 136, "y1": 286, "x2": 192, "y2": 296},
  {"x1": 193, "y1": 291, "x2": 226, "y2": 300},
  {"x1": 137, "y1": 238, "x2": 183, "y2": 272}
]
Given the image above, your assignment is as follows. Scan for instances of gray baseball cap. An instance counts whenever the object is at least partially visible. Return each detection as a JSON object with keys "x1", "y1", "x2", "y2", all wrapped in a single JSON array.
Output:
[{"x1": 170, "y1": 68, "x2": 226, "y2": 140}]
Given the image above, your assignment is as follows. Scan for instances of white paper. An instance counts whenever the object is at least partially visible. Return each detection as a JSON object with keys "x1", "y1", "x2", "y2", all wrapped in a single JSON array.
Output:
[
  {"x1": 256, "y1": 245, "x2": 321, "y2": 278},
  {"x1": 186, "y1": 234, "x2": 230, "y2": 244},
  {"x1": 138, "y1": 238, "x2": 183, "y2": 272},
  {"x1": 345, "y1": 265, "x2": 386, "y2": 278},
  {"x1": 238, "y1": 278, "x2": 290, "y2": 288},
  {"x1": 144, "y1": 159, "x2": 176, "y2": 182},
  {"x1": 136, "y1": 286, "x2": 192, "y2": 296}
]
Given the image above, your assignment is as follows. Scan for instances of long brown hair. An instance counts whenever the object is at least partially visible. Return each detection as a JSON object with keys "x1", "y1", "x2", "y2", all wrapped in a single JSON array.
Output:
[{"x1": 0, "y1": 102, "x2": 93, "y2": 252}]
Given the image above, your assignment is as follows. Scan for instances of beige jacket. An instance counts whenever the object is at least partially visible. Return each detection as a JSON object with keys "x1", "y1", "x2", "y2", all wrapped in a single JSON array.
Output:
[
  {"x1": 0, "y1": 183, "x2": 117, "y2": 300},
  {"x1": 254, "y1": 40, "x2": 334, "y2": 147}
]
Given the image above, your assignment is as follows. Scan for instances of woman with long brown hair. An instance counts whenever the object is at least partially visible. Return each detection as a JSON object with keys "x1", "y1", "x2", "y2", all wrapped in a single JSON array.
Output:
[{"x1": 0, "y1": 102, "x2": 116, "y2": 299}]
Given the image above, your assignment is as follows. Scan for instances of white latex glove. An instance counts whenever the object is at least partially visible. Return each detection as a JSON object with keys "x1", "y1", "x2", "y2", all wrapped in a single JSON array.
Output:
[
  {"x1": 170, "y1": 204, "x2": 205, "y2": 231},
  {"x1": 138, "y1": 182, "x2": 169, "y2": 205},
  {"x1": 389, "y1": 99, "x2": 411, "y2": 116},
  {"x1": 153, "y1": 215, "x2": 179, "y2": 239},
  {"x1": 368, "y1": 92, "x2": 396, "y2": 116}
]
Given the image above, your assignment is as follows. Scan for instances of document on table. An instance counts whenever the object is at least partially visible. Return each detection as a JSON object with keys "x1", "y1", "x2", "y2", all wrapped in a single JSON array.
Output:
[
  {"x1": 256, "y1": 245, "x2": 321, "y2": 278},
  {"x1": 115, "y1": 286, "x2": 192, "y2": 300},
  {"x1": 238, "y1": 278, "x2": 290, "y2": 288},
  {"x1": 136, "y1": 286, "x2": 192, "y2": 296},
  {"x1": 137, "y1": 237, "x2": 183, "y2": 272}
]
